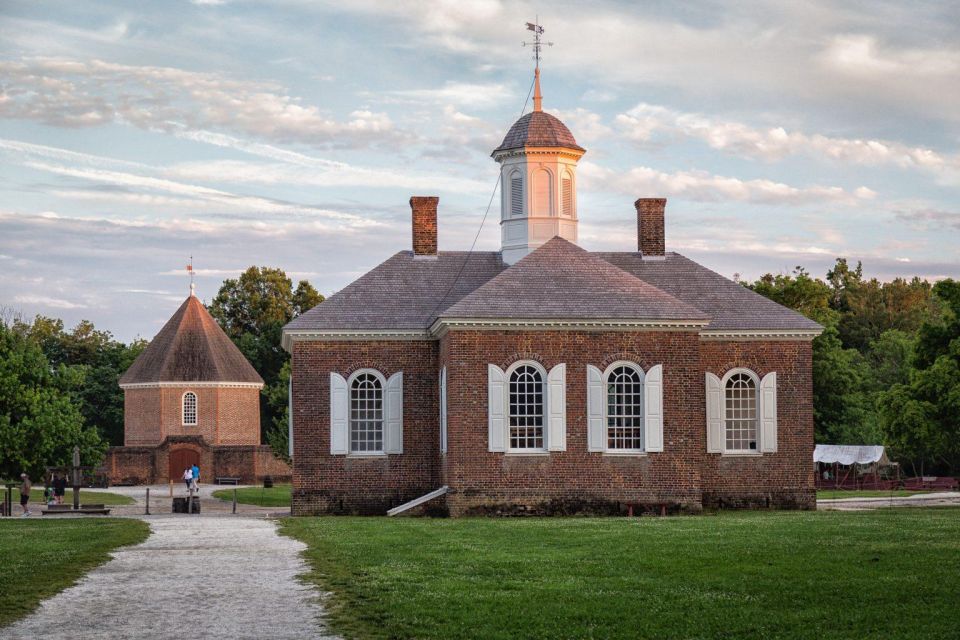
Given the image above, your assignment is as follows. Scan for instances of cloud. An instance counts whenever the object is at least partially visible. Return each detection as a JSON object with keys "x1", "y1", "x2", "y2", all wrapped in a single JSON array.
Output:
[
  {"x1": 580, "y1": 162, "x2": 875, "y2": 206},
  {"x1": 13, "y1": 294, "x2": 87, "y2": 309},
  {"x1": 895, "y1": 208, "x2": 960, "y2": 231},
  {"x1": 615, "y1": 103, "x2": 960, "y2": 182},
  {"x1": 0, "y1": 57, "x2": 404, "y2": 149},
  {"x1": 383, "y1": 82, "x2": 513, "y2": 109}
]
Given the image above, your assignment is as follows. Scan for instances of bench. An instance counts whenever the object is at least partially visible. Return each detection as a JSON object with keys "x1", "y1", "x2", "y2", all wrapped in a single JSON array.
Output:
[
  {"x1": 42, "y1": 504, "x2": 111, "y2": 515},
  {"x1": 215, "y1": 477, "x2": 240, "y2": 485},
  {"x1": 625, "y1": 502, "x2": 670, "y2": 517}
]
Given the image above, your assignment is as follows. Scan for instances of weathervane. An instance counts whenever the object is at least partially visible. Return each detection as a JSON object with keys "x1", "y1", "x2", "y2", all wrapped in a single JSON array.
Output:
[
  {"x1": 522, "y1": 19, "x2": 552, "y2": 70},
  {"x1": 187, "y1": 256, "x2": 195, "y2": 296}
]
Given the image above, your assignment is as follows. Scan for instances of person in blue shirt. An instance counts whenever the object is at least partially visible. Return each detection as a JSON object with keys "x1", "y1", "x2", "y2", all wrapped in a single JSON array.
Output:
[{"x1": 191, "y1": 464, "x2": 200, "y2": 491}]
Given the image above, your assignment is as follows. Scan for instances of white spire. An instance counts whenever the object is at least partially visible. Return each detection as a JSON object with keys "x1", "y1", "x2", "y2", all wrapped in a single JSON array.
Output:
[{"x1": 533, "y1": 67, "x2": 543, "y2": 112}]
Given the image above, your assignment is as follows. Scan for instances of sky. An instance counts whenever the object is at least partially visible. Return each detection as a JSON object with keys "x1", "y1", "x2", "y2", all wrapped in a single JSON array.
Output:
[{"x1": 1, "y1": 0, "x2": 959, "y2": 342}]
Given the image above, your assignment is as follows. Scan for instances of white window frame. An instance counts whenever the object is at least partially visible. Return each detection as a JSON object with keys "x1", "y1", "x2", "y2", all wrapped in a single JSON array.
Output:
[
  {"x1": 720, "y1": 367, "x2": 760, "y2": 455},
  {"x1": 439, "y1": 366, "x2": 448, "y2": 455},
  {"x1": 182, "y1": 391, "x2": 197, "y2": 426},
  {"x1": 602, "y1": 361, "x2": 646, "y2": 453},
  {"x1": 505, "y1": 360, "x2": 548, "y2": 454},
  {"x1": 347, "y1": 368, "x2": 387, "y2": 455}
]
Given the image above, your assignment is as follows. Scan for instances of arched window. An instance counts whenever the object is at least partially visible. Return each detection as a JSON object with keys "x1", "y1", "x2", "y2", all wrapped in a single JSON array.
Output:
[
  {"x1": 724, "y1": 370, "x2": 758, "y2": 452},
  {"x1": 561, "y1": 172, "x2": 573, "y2": 217},
  {"x1": 510, "y1": 172, "x2": 523, "y2": 217},
  {"x1": 606, "y1": 364, "x2": 644, "y2": 451},
  {"x1": 182, "y1": 392, "x2": 197, "y2": 426},
  {"x1": 508, "y1": 362, "x2": 545, "y2": 451},
  {"x1": 350, "y1": 371, "x2": 384, "y2": 453}
]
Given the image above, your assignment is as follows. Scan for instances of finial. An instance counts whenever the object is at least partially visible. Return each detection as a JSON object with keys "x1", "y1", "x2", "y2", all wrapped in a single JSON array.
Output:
[
  {"x1": 533, "y1": 67, "x2": 543, "y2": 112},
  {"x1": 187, "y1": 256, "x2": 195, "y2": 297}
]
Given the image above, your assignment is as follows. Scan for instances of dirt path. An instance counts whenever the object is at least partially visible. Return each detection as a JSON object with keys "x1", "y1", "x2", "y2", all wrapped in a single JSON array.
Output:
[
  {"x1": 2, "y1": 516, "x2": 336, "y2": 640},
  {"x1": 818, "y1": 491, "x2": 960, "y2": 511}
]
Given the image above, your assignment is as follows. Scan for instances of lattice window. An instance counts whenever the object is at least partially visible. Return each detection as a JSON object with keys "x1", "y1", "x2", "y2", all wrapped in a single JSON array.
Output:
[
  {"x1": 606, "y1": 365, "x2": 643, "y2": 450},
  {"x1": 350, "y1": 373, "x2": 384, "y2": 453},
  {"x1": 725, "y1": 373, "x2": 758, "y2": 451},
  {"x1": 182, "y1": 392, "x2": 197, "y2": 426},
  {"x1": 561, "y1": 177, "x2": 573, "y2": 217},
  {"x1": 509, "y1": 365, "x2": 544, "y2": 450},
  {"x1": 511, "y1": 175, "x2": 523, "y2": 217}
]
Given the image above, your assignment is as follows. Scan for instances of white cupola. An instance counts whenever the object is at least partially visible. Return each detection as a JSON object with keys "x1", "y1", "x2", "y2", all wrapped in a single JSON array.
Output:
[{"x1": 491, "y1": 68, "x2": 586, "y2": 265}]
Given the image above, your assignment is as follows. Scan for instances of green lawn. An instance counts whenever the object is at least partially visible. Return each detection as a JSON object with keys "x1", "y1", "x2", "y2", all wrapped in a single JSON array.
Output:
[
  {"x1": 281, "y1": 509, "x2": 960, "y2": 640},
  {"x1": 211, "y1": 483, "x2": 291, "y2": 507},
  {"x1": 0, "y1": 518, "x2": 149, "y2": 627},
  {"x1": 816, "y1": 489, "x2": 934, "y2": 500},
  {"x1": 23, "y1": 488, "x2": 134, "y2": 506}
]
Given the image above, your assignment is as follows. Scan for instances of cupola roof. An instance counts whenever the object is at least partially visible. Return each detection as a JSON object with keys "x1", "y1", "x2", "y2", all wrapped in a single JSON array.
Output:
[{"x1": 493, "y1": 110, "x2": 584, "y2": 154}]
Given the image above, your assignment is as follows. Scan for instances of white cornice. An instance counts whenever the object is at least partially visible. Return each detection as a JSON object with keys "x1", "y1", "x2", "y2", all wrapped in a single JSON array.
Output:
[
  {"x1": 492, "y1": 146, "x2": 585, "y2": 162},
  {"x1": 699, "y1": 329, "x2": 823, "y2": 341},
  {"x1": 120, "y1": 381, "x2": 264, "y2": 390},
  {"x1": 430, "y1": 317, "x2": 709, "y2": 337},
  {"x1": 282, "y1": 329, "x2": 432, "y2": 351}
]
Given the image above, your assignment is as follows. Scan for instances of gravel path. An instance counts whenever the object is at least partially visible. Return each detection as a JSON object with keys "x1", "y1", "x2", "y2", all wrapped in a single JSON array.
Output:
[
  {"x1": 818, "y1": 491, "x2": 960, "y2": 511},
  {"x1": 2, "y1": 517, "x2": 337, "y2": 640}
]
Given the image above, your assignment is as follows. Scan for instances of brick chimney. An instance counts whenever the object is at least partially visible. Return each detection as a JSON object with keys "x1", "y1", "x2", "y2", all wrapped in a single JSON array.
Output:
[
  {"x1": 635, "y1": 198, "x2": 666, "y2": 257},
  {"x1": 410, "y1": 196, "x2": 438, "y2": 258}
]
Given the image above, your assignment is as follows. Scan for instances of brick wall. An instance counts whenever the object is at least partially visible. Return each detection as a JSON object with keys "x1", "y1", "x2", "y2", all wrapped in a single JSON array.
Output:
[
  {"x1": 103, "y1": 440, "x2": 290, "y2": 485},
  {"x1": 441, "y1": 329, "x2": 704, "y2": 516},
  {"x1": 123, "y1": 388, "x2": 162, "y2": 445},
  {"x1": 216, "y1": 387, "x2": 261, "y2": 445},
  {"x1": 290, "y1": 340, "x2": 440, "y2": 515},
  {"x1": 699, "y1": 340, "x2": 815, "y2": 509}
]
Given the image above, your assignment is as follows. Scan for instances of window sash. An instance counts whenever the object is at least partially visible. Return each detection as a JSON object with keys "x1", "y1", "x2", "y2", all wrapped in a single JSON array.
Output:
[
  {"x1": 182, "y1": 393, "x2": 197, "y2": 426},
  {"x1": 606, "y1": 366, "x2": 644, "y2": 451},
  {"x1": 724, "y1": 373, "x2": 758, "y2": 452},
  {"x1": 350, "y1": 373, "x2": 384, "y2": 453},
  {"x1": 508, "y1": 365, "x2": 544, "y2": 451}
]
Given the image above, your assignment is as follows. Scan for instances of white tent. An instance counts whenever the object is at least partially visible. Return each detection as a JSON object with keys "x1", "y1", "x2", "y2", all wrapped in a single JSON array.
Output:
[{"x1": 813, "y1": 444, "x2": 889, "y2": 466}]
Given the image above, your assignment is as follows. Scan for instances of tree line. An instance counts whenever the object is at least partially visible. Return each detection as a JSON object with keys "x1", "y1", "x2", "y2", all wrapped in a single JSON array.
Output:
[{"x1": 1, "y1": 259, "x2": 957, "y2": 480}]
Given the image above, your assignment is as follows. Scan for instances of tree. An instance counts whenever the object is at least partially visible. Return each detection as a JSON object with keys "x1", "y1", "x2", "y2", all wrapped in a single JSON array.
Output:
[
  {"x1": 0, "y1": 322, "x2": 105, "y2": 480},
  {"x1": 208, "y1": 267, "x2": 323, "y2": 458}
]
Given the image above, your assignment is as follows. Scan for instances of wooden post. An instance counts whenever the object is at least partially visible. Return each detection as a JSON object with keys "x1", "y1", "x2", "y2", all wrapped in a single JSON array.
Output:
[
  {"x1": 145, "y1": 487, "x2": 150, "y2": 515},
  {"x1": 187, "y1": 487, "x2": 194, "y2": 515},
  {"x1": 169, "y1": 480, "x2": 173, "y2": 498},
  {"x1": 232, "y1": 488, "x2": 237, "y2": 514},
  {"x1": 72, "y1": 446, "x2": 81, "y2": 510}
]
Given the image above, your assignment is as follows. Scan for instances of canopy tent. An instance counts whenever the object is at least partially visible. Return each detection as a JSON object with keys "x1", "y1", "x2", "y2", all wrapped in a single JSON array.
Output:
[
  {"x1": 813, "y1": 445, "x2": 890, "y2": 466},
  {"x1": 814, "y1": 444, "x2": 899, "y2": 490}
]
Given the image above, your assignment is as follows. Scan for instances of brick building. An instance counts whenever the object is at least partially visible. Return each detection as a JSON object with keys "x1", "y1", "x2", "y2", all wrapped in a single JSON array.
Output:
[
  {"x1": 283, "y1": 70, "x2": 822, "y2": 516},
  {"x1": 104, "y1": 288, "x2": 290, "y2": 484}
]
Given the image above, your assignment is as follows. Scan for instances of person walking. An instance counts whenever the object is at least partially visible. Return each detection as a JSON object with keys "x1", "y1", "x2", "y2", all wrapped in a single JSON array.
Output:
[
  {"x1": 191, "y1": 463, "x2": 200, "y2": 491},
  {"x1": 19, "y1": 473, "x2": 32, "y2": 516},
  {"x1": 182, "y1": 467, "x2": 193, "y2": 492},
  {"x1": 52, "y1": 473, "x2": 67, "y2": 505}
]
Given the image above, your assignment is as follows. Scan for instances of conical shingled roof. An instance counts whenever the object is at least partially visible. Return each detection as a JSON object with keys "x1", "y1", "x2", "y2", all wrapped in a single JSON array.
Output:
[
  {"x1": 493, "y1": 111, "x2": 585, "y2": 154},
  {"x1": 439, "y1": 237, "x2": 709, "y2": 322},
  {"x1": 120, "y1": 295, "x2": 264, "y2": 386}
]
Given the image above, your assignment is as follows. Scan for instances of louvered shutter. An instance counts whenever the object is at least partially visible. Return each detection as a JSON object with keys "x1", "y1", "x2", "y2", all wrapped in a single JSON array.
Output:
[
  {"x1": 439, "y1": 367, "x2": 447, "y2": 454},
  {"x1": 384, "y1": 372, "x2": 403, "y2": 454},
  {"x1": 705, "y1": 372, "x2": 723, "y2": 453},
  {"x1": 330, "y1": 372, "x2": 348, "y2": 455},
  {"x1": 488, "y1": 364, "x2": 506, "y2": 452},
  {"x1": 587, "y1": 365, "x2": 605, "y2": 452},
  {"x1": 511, "y1": 177, "x2": 523, "y2": 216},
  {"x1": 759, "y1": 372, "x2": 778, "y2": 453},
  {"x1": 644, "y1": 364, "x2": 664, "y2": 452},
  {"x1": 547, "y1": 364, "x2": 566, "y2": 451}
]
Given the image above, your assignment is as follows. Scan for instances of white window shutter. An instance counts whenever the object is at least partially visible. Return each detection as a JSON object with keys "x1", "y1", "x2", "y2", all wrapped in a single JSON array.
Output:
[
  {"x1": 705, "y1": 372, "x2": 723, "y2": 453},
  {"x1": 759, "y1": 371, "x2": 778, "y2": 453},
  {"x1": 488, "y1": 364, "x2": 506, "y2": 452},
  {"x1": 586, "y1": 365, "x2": 605, "y2": 452},
  {"x1": 330, "y1": 372, "x2": 348, "y2": 455},
  {"x1": 384, "y1": 372, "x2": 403, "y2": 454},
  {"x1": 439, "y1": 367, "x2": 447, "y2": 454},
  {"x1": 644, "y1": 364, "x2": 664, "y2": 452},
  {"x1": 547, "y1": 363, "x2": 566, "y2": 451}
]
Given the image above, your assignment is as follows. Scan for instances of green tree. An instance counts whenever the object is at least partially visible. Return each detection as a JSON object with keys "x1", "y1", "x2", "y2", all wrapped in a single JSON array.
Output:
[
  {"x1": 0, "y1": 322, "x2": 105, "y2": 480},
  {"x1": 208, "y1": 267, "x2": 323, "y2": 458}
]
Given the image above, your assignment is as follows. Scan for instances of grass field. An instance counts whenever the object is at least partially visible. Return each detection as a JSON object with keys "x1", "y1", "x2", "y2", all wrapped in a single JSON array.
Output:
[
  {"x1": 0, "y1": 518, "x2": 149, "y2": 627},
  {"x1": 816, "y1": 489, "x2": 934, "y2": 500},
  {"x1": 21, "y1": 488, "x2": 135, "y2": 506},
  {"x1": 281, "y1": 509, "x2": 960, "y2": 640},
  {"x1": 211, "y1": 483, "x2": 291, "y2": 507}
]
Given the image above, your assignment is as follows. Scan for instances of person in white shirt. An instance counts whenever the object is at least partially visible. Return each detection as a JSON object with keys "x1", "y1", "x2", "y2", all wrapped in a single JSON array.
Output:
[{"x1": 182, "y1": 467, "x2": 193, "y2": 492}]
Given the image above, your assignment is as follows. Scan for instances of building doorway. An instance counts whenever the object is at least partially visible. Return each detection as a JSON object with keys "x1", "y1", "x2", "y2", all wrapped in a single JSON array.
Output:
[{"x1": 169, "y1": 448, "x2": 200, "y2": 481}]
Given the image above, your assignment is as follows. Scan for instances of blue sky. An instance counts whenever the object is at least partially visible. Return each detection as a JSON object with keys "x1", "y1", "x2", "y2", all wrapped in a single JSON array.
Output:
[{"x1": 1, "y1": 0, "x2": 958, "y2": 341}]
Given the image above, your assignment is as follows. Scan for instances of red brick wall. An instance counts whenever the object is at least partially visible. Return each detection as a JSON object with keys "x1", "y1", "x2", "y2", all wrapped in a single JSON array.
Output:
[
  {"x1": 105, "y1": 446, "x2": 155, "y2": 484},
  {"x1": 699, "y1": 340, "x2": 815, "y2": 509},
  {"x1": 104, "y1": 441, "x2": 290, "y2": 485},
  {"x1": 123, "y1": 385, "x2": 260, "y2": 446},
  {"x1": 124, "y1": 389, "x2": 161, "y2": 445},
  {"x1": 441, "y1": 330, "x2": 704, "y2": 515},
  {"x1": 290, "y1": 340, "x2": 440, "y2": 515},
  {"x1": 216, "y1": 387, "x2": 261, "y2": 445}
]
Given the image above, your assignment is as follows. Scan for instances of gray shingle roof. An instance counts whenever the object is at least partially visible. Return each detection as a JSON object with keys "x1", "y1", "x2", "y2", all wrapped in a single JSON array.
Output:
[
  {"x1": 596, "y1": 252, "x2": 822, "y2": 332},
  {"x1": 440, "y1": 238, "x2": 707, "y2": 322},
  {"x1": 120, "y1": 295, "x2": 264, "y2": 385},
  {"x1": 284, "y1": 242, "x2": 822, "y2": 334},
  {"x1": 493, "y1": 111, "x2": 584, "y2": 154}
]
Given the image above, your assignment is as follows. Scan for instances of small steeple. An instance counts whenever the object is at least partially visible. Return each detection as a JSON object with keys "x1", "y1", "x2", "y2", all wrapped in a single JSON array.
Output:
[
  {"x1": 187, "y1": 256, "x2": 195, "y2": 297},
  {"x1": 533, "y1": 67, "x2": 543, "y2": 112}
]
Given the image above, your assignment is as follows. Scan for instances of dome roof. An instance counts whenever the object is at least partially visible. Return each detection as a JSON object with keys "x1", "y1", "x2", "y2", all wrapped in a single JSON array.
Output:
[{"x1": 493, "y1": 111, "x2": 584, "y2": 154}]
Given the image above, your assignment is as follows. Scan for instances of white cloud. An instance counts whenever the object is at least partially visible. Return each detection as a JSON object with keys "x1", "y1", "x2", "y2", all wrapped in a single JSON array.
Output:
[
  {"x1": 383, "y1": 82, "x2": 513, "y2": 109},
  {"x1": 13, "y1": 294, "x2": 86, "y2": 309}
]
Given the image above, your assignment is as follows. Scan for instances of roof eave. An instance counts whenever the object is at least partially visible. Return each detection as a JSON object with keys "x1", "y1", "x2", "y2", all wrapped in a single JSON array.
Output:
[{"x1": 431, "y1": 317, "x2": 711, "y2": 338}]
